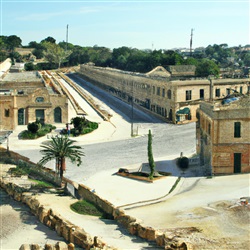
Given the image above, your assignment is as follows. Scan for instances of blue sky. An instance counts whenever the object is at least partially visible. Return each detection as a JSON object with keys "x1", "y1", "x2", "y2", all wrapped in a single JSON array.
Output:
[{"x1": 1, "y1": 0, "x2": 249, "y2": 50}]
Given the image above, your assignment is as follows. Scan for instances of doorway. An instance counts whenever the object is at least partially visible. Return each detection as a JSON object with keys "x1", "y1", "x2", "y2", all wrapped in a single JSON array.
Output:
[
  {"x1": 36, "y1": 109, "x2": 45, "y2": 124},
  {"x1": 234, "y1": 153, "x2": 241, "y2": 173}
]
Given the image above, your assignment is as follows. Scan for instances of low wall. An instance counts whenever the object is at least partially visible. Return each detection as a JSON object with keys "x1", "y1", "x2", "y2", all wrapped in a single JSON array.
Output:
[
  {"x1": 0, "y1": 161, "x2": 193, "y2": 249},
  {"x1": 0, "y1": 178, "x2": 114, "y2": 250}
]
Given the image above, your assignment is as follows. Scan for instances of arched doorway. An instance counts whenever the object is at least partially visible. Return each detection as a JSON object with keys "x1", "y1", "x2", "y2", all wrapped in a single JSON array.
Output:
[
  {"x1": 18, "y1": 108, "x2": 25, "y2": 125},
  {"x1": 54, "y1": 107, "x2": 62, "y2": 123}
]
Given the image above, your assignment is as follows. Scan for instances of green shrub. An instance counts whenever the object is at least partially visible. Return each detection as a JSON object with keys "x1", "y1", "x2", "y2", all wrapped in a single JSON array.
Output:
[
  {"x1": 37, "y1": 130, "x2": 47, "y2": 137},
  {"x1": 27, "y1": 122, "x2": 39, "y2": 133},
  {"x1": 20, "y1": 130, "x2": 37, "y2": 139},
  {"x1": 8, "y1": 166, "x2": 28, "y2": 176},
  {"x1": 177, "y1": 157, "x2": 189, "y2": 170},
  {"x1": 82, "y1": 128, "x2": 93, "y2": 134},
  {"x1": 88, "y1": 122, "x2": 98, "y2": 129}
]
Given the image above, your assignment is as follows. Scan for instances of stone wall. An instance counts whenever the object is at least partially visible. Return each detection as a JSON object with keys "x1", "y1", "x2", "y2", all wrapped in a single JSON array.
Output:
[
  {"x1": 197, "y1": 100, "x2": 250, "y2": 175},
  {"x1": 0, "y1": 178, "x2": 114, "y2": 250},
  {"x1": 19, "y1": 241, "x2": 75, "y2": 250},
  {"x1": 0, "y1": 58, "x2": 12, "y2": 79},
  {"x1": 0, "y1": 162, "x2": 193, "y2": 249}
]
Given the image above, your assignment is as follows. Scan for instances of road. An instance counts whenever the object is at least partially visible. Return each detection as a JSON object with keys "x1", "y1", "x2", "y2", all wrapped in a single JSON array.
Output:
[{"x1": 11, "y1": 73, "x2": 196, "y2": 184}]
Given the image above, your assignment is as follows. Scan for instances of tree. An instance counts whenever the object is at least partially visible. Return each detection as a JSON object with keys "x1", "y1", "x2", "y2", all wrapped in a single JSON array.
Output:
[
  {"x1": 195, "y1": 58, "x2": 220, "y2": 77},
  {"x1": 39, "y1": 136, "x2": 84, "y2": 183},
  {"x1": 25, "y1": 62, "x2": 37, "y2": 71},
  {"x1": 43, "y1": 42, "x2": 71, "y2": 68},
  {"x1": 147, "y1": 130, "x2": 155, "y2": 179},
  {"x1": 6, "y1": 35, "x2": 22, "y2": 52},
  {"x1": 41, "y1": 36, "x2": 56, "y2": 44}
]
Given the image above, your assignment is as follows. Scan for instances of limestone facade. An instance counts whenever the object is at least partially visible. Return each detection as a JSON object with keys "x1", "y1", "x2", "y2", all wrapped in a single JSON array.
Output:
[
  {"x1": 0, "y1": 72, "x2": 68, "y2": 131},
  {"x1": 196, "y1": 96, "x2": 250, "y2": 174},
  {"x1": 78, "y1": 64, "x2": 250, "y2": 124}
]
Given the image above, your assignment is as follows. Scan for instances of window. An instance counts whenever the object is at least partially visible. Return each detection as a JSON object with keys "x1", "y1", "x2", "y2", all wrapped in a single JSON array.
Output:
[
  {"x1": 153, "y1": 86, "x2": 155, "y2": 94},
  {"x1": 5, "y1": 109, "x2": 9, "y2": 117},
  {"x1": 36, "y1": 97, "x2": 44, "y2": 103},
  {"x1": 167, "y1": 90, "x2": 172, "y2": 99},
  {"x1": 215, "y1": 88, "x2": 220, "y2": 97},
  {"x1": 240, "y1": 87, "x2": 243, "y2": 94},
  {"x1": 157, "y1": 87, "x2": 160, "y2": 96},
  {"x1": 200, "y1": 89, "x2": 204, "y2": 99},
  {"x1": 208, "y1": 123, "x2": 211, "y2": 135},
  {"x1": 186, "y1": 90, "x2": 192, "y2": 101},
  {"x1": 162, "y1": 88, "x2": 165, "y2": 97},
  {"x1": 226, "y1": 88, "x2": 230, "y2": 96},
  {"x1": 234, "y1": 122, "x2": 241, "y2": 138}
]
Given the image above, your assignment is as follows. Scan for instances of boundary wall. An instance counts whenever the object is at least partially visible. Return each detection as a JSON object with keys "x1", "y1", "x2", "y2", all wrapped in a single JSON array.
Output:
[{"x1": 0, "y1": 159, "x2": 193, "y2": 250}]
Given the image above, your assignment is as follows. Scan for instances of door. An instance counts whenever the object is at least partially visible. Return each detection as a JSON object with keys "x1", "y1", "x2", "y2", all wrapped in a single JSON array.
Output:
[
  {"x1": 36, "y1": 109, "x2": 45, "y2": 124},
  {"x1": 200, "y1": 89, "x2": 204, "y2": 99},
  {"x1": 234, "y1": 153, "x2": 241, "y2": 173}
]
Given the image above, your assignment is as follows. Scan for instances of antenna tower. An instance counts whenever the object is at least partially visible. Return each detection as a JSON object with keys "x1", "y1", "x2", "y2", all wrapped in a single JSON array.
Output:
[{"x1": 190, "y1": 28, "x2": 194, "y2": 56}]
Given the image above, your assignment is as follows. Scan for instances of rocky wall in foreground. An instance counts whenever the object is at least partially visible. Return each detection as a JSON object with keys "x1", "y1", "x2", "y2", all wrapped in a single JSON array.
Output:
[
  {"x1": 0, "y1": 178, "x2": 117, "y2": 250},
  {"x1": 0, "y1": 167, "x2": 193, "y2": 250}
]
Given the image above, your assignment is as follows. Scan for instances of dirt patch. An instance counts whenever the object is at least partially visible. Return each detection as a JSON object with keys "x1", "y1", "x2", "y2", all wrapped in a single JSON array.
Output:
[
  {"x1": 116, "y1": 171, "x2": 168, "y2": 183},
  {"x1": 165, "y1": 200, "x2": 250, "y2": 250}
]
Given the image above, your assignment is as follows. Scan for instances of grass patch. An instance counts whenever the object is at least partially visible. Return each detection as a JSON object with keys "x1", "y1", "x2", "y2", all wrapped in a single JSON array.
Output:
[
  {"x1": 8, "y1": 165, "x2": 30, "y2": 176},
  {"x1": 70, "y1": 200, "x2": 107, "y2": 218},
  {"x1": 30, "y1": 179, "x2": 55, "y2": 189}
]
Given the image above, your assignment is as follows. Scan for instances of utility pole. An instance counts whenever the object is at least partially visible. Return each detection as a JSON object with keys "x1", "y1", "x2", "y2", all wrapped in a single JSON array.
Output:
[
  {"x1": 190, "y1": 28, "x2": 194, "y2": 56},
  {"x1": 66, "y1": 24, "x2": 69, "y2": 51},
  {"x1": 131, "y1": 81, "x2": 134, "y2": 137}
]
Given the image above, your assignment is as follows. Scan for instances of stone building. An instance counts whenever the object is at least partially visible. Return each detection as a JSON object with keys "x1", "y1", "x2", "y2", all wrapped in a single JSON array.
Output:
[
  {"x1": 196, "y1": 95, "x2": 250, "y2": 175},
  {"x1": 78, "y1": 64, "x2": 250, "y2": 124},
  {"x1": 0, "y1": 71, "x2": 68, "y2": 131}
]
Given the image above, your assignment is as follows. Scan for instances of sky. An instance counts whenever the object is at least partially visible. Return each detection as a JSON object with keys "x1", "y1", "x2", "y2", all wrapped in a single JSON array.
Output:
[{"x1": 0, "y1": 0, "x2": 249, "y2": 50}]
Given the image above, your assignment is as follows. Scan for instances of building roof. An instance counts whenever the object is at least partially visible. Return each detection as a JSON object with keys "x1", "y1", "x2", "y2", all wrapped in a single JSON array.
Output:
[
  {"x1": 167, "y1": 65, "x2": 196, "y2": 76},
  {"x1": 199, "y1": 95, "x2": 250, "y2": 120},
  {"x1": 2, "y1": 71, "x2": 42, "y2": 82},
  {"x1": 146, "y1": 66, "x2": 171, "y2": 78}
]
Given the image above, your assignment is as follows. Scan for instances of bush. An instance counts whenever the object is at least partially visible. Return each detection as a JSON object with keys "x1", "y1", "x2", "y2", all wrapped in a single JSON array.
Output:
[
  {"x1": 82, "y1": 128, "x2": 93, "y2": 134},
  {"x1": 88, "y1": 122, "x2": 98, "y2": 129},
  {"x1": 20, "y1": 130, "x2": 37, "y2": 139},
  {"x1": 27, "y1": 122, "x2": 39, "y2": 133},
  {"x1": 177, "y1": 157, "x2": 189, "y2": 170},
  {"x1": 37, "y1": 130, "x2": 47, "y2": 137}
]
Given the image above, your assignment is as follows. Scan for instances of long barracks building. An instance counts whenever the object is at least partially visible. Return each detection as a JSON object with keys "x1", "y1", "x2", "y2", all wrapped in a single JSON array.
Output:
[{"x1": 78, "y1": 64, "x2": 250, "y2": 124}]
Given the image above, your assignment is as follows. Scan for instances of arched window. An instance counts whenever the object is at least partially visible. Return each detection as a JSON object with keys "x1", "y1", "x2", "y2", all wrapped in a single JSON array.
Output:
[
  {"x1": 54, "y1": 107, "x2": 62, "y2": 123},
  {"x1": 167, "y1": 90, "x2": 172, "y2": 99},
  {"x1": 36, "y1": 97, "x2": 44, "y2": 103},
  {"x1": 18, "y1": 108, "x2": 25, "y2": 125}
]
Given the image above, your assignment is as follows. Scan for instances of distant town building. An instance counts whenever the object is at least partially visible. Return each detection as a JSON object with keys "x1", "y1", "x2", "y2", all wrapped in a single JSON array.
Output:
[
  {"x1": 0, "y1": 71, "x2": 68, "y2": 131},
  {"x1": 196, "y1": 95, "x2": 250, "y2": 175},
  {"x1": 78, "y1": 64, "x2": 250, "y2": 124}
]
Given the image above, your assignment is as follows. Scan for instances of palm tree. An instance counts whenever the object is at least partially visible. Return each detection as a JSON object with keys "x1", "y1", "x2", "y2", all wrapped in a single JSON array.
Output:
[{"x1": 38, "y1": 136, "x2": 84, "y2": 183}]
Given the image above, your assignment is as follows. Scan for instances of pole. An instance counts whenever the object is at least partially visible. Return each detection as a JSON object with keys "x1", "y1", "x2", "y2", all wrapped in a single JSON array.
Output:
[
  {"x1": 7, "y1": 136, "x2": 9, "y2": 152},
  {"x1": 131, "y1": 81, "x2": 134, "y2": 137},
  {"x1": 66, "y1": 24, "x2": 69, "y2": 51}
]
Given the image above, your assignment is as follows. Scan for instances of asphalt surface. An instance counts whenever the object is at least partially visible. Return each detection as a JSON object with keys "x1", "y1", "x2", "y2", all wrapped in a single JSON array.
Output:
[{"x1": 9, "y1": 73, "x2": 196, "y2": 184}]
